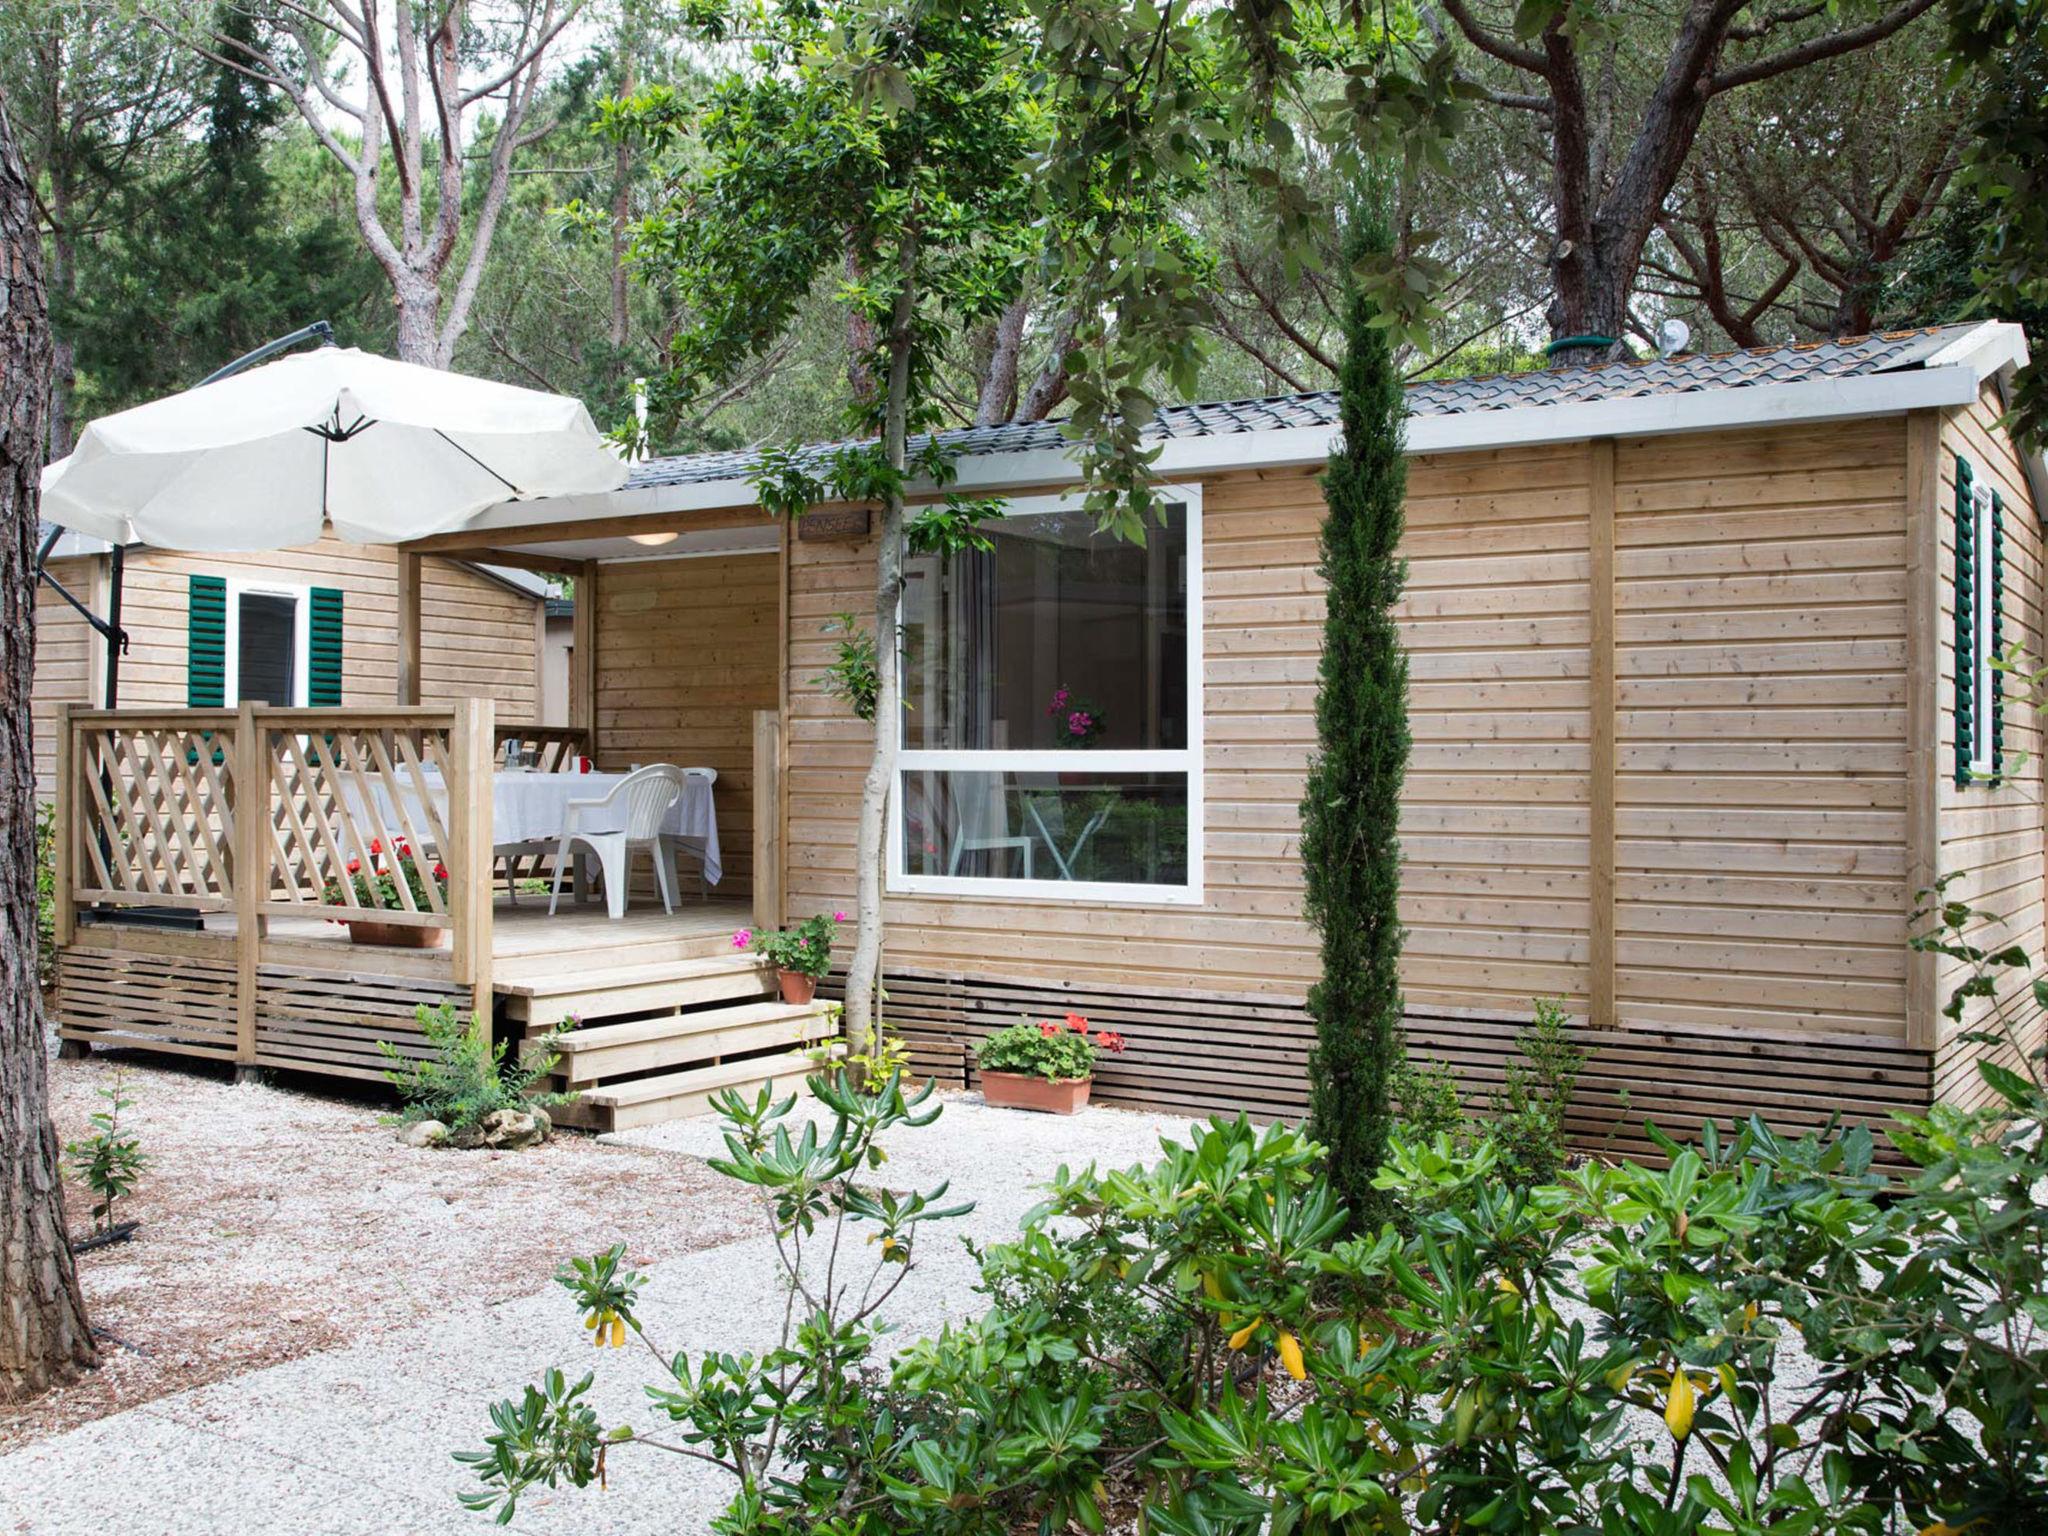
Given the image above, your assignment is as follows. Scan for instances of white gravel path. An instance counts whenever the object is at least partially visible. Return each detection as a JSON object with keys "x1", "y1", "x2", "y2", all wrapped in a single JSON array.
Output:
[{"x1": 0, "y1": 1092, "x2": 1204, "y2": 1536}]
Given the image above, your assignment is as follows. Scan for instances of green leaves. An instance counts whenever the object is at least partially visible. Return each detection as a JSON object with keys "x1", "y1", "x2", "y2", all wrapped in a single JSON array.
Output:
[{"x1": 455, "y1": 1368, "x2": 606, "y2": 1524}]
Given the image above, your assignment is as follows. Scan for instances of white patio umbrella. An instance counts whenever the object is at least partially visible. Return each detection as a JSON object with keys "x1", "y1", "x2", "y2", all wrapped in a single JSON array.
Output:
[{"x1": 40, "y1": 345, "x2": 625, "y2": 550}]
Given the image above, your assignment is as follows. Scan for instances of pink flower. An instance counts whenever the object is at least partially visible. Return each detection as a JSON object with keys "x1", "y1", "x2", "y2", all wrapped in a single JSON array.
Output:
[
  {"x1": 833, "y1": 911, "x2": 848, "y2": 923},
  {"x1": 733, "y1": 928, "x2": 753, "y2": 949},
  {"x1": 1067, "y1": 711, "x2": 1093, "y2": 736}
]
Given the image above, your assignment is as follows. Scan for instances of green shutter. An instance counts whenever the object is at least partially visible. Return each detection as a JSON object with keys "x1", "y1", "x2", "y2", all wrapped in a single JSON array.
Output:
[
  {"x1": 309, "y1": 587, "x2": 344, "y2": 706},
  {"x1": 187, "y1": 575, "x2": 226, "y2": 707},
  {"x1": 1990, "y1": 489, "x2": 2006, "y2": 781},
  {"x1": 1953, "y1": 456, "x2": 2008, "y2": 788},
  {"x1": 1954, "y1": 456, "x2": 1975, "y2": 787}
]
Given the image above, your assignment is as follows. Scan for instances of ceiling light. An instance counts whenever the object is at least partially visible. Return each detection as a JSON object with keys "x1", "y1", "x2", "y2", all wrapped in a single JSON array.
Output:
[{"x1": 628, "y1": 531, "x2": 680, "y2": 547}]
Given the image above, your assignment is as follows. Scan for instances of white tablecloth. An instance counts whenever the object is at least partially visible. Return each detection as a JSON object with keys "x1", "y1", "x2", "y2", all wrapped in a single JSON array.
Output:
[
  {"x1": 382, "y1": 768, "x2": 722, "y2": 887},
  {"x1": 494, "y1": 771, "x2": 720, "y2": 887}
]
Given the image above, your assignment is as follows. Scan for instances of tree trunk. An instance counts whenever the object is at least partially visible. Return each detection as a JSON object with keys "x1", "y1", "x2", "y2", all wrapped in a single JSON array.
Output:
[
  {"x1": 840, "y1": 231, "x2": 918, "y2": 1048},
  {"x1": 392, "y1": 273, "x2": 446, "y2": 368},
  {"x1": 1544, "y1": 244, "x2": 1638, "y2": 363},
  {"x1": 973, "y1": 294, "x2": 1027, "y2": 426},
  {"x1": 0, "y1": 91, "x2": 97, "y2": 1402}
]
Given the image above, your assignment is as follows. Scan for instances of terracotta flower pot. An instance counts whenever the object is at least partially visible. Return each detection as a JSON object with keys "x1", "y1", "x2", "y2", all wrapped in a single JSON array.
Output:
[
  {"x1": 778, "y1": 969, "x2": 820, "y2": 1004},
  {"x1": 980, "y1": 1069, "x2": 1091, "y2": 1115},
  {"x1": 345, "y1": 920, "x2": 448, "y2": 950}
]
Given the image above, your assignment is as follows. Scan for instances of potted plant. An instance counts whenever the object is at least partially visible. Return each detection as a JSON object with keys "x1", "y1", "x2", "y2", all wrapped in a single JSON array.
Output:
[
  {"x1": 736, "y1": 912, "x2": 844, "y2": 1003},
  {"x1": 322, "y1": 838, "x2": 449, "y2": 948},
  {"x1": 975, "y1": 1013, "x2": 1127, "y2": 1114},
  {"x1": 1048, "y1": 684, "x2": 1105, "y2": 786}
]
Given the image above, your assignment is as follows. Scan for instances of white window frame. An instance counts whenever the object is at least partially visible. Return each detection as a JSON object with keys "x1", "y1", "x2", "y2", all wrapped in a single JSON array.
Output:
[
  {"x1": 1969, "y1": 482, "x2": 1998, "y2": 778},
  {"x1": 222, "y1": 576, "x2": 312, "y2": 707},
  {"x1": 886, "y1": 483, "x2": 1204, "y2": 906}
]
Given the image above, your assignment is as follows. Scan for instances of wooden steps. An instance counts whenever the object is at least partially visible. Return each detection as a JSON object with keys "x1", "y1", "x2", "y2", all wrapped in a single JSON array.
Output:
[
  {"x1": 554, "y1": 1049, "x2": 834, "y2": 1133},
  {"x1": 499, "y1": 950, "x2": 840, "y2": 1133},
  {"x1": 550, "y1": 1000, "x2": 838, "y2": 1085},
  {"x1": 499, "y1": 953, "x2": 775, "y2": 1029}
]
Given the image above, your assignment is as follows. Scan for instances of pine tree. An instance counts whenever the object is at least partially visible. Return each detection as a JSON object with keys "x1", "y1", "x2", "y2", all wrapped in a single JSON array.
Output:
[{"x1": 1303, "y1": 203, "x2": 1410, "y2": 1229}]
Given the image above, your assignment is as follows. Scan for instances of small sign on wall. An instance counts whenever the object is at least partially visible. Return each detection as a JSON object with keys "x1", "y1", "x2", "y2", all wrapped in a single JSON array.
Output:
[{"x1": 796, "y1": 506, "x2": 872, "y2": 542}]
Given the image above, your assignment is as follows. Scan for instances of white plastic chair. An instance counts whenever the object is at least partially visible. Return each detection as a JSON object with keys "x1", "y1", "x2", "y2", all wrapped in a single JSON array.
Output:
[
  {"x1": 656, "y1": 766, "x2": 719, "y2": 900},
  {"x1": 548, "y1": 765, "x2": 687, "y2": 920}
]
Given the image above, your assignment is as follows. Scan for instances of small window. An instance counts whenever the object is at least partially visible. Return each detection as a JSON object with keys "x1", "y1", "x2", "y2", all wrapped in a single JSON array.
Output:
[
  {"x1": 238, "y1": 592, "x2": 300, "y2": 705},
  {"x1": 224, "y1": 583, "x2": 310, "y2": 706},
  {"x1": 891, "y1": 491, "x2": 1202, "y2": 902}
]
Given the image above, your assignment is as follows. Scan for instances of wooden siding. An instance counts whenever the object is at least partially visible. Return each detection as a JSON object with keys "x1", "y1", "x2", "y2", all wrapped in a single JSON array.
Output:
[
  {"x1": 786, "y1": 421, "x2": 1921, "y2": 1057},
  {"x1": 1934, "y1": 386, "x2": 2048, "y2": 1110},
  {"x1": 36, "y1": 536, "x2": 544, "y2": 749},
  {"x1": 1614, "y1": 417, "x2": 1912, "y2": 1042},
  {"x1": 32, "y1": 554, "x2": 95, "y2": 796},
  {"x1": 591, "y1": 552, "x2": 781, "y2": 897}
]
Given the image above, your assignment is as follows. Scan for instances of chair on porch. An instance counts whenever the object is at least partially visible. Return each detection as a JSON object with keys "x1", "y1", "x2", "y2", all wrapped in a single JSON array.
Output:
[{"x1": 547, "y1": 764, "x2": 688, "y2": 920}]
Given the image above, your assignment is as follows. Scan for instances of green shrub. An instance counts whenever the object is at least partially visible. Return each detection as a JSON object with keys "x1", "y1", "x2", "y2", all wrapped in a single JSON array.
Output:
[
  {"x1": 381, "y1": 1003, "x2": 573, "y2": 1139},
  {"x1": 64, "y1": 1068, "x2": 147, "y2": 1235},
  {"x1": 1490, "y1": 995, "x2": 1585, "y2": 1185},
  {"x1": 1387, "y1": 997, "x2": 1585, "y2": 1187},
  {"x1": 461, "y1": 987, "x2": 2048, "y2": 1536},
  {"x1": 1389, "y1": 1046, "x2": 1466, "y2": 1145}
]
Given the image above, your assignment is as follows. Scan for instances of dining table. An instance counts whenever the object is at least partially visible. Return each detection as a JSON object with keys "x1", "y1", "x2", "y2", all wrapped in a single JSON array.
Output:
[{"x1": 368, "y1": 766, "x2": 722, "y2": 890}]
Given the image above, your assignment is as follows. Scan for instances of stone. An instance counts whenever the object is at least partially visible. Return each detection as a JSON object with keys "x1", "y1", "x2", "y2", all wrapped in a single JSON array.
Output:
[
  {"x1": 459, "y1": 1108, "x2": 550, "y2": 1151},
  {"x1": 397, "y1": 1119, "x2": 449, "y2": 1148}
]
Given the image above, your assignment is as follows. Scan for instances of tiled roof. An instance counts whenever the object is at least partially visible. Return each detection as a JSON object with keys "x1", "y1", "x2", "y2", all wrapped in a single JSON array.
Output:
[{"x1": 624, "y1": 325, "x2": 1979, "y2": 492}]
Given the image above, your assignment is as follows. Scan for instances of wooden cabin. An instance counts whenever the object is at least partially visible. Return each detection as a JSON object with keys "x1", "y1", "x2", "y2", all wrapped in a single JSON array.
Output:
[{"x1": 44, "y1": 322, "x2": 2048, "y2": 1154}]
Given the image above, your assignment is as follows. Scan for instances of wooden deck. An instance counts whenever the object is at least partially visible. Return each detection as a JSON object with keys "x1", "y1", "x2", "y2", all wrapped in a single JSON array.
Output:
[{"x1": 196, "y1": 895, "x2": 755, "y2": 972}]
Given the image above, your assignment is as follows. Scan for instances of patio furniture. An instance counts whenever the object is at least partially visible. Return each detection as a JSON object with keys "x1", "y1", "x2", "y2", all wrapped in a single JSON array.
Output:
[
  {"x1": 946, "y1": 773, "x2": 1034, "y2": 878},
  {"x1": 548, "y1": 765, "x2": 689, "y2": 920},
  {"x1": 1018, "y1": 777, "x2": 1114, "y2": 882}
]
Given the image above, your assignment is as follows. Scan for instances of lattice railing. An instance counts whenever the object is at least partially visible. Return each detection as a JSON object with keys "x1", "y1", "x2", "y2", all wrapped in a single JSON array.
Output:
[
  {"x1": 494, "y1": 723, "x2": 589, "y2": 773},
  {"x1": 65, "y1": 706, "x2": 495, "y2": 933},
  {"x1": 258, "y1": 712, "x2": 459, "y2": 925},
  {"x1": 71, "y1": 714, "x2": 241, "y2": 910}
]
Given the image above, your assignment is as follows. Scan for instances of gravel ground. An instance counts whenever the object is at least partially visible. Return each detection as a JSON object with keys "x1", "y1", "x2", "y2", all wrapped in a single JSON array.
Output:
[
  {"x1": 0, "y1": 1071, "x2": 1204, "y2": 1535},
  {"x1": 1, "y1": 1053, "x2": 760, "y2": 1455}
]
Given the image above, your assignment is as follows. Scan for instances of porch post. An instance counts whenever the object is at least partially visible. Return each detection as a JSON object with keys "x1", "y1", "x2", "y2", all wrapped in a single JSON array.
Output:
[
  {"x1": 448, "y1": 696, "x2": 496, "y2": 1029},
  {"x1": 232, "y1": 702, "x2": 263, "y2": 1073},
  {"x1": 753, "y1": 709, "x2": 783, "y2": 932},
  {"x1": 571, "y1": 560, "x2": 598, "y2": 760},
  {"x1": 50, "y1": 703, "x2": 76, "y2": 949},
  {"x1": 397, "y1": 550, "x2": 423, "y2": 705}
]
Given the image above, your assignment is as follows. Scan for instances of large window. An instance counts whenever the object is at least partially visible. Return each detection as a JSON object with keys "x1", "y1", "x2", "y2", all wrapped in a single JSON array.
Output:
[{"x1": 892, "y1": 490, "x2": 1201, "y2": 902}]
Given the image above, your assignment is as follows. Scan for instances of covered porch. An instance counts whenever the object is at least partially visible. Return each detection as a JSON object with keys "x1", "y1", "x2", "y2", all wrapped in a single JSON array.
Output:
[{"x1": 47, "y1": 695, "x2": 821, "y2": 1131}]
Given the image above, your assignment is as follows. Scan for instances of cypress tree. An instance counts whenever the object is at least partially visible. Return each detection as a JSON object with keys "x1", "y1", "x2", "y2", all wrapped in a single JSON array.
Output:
[{"x1": 1302, "y1": 204, "x2": 1410, "y2": 1228}]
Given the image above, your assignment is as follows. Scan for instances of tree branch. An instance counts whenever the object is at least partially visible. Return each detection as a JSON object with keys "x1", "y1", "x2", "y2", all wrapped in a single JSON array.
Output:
[
  {"x1": 1438, "y1": 0, "x2": 1549, "y2": 73},
  {"x1": 1709, "y1": 0, "x2": 1941, "y2": 94}
]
